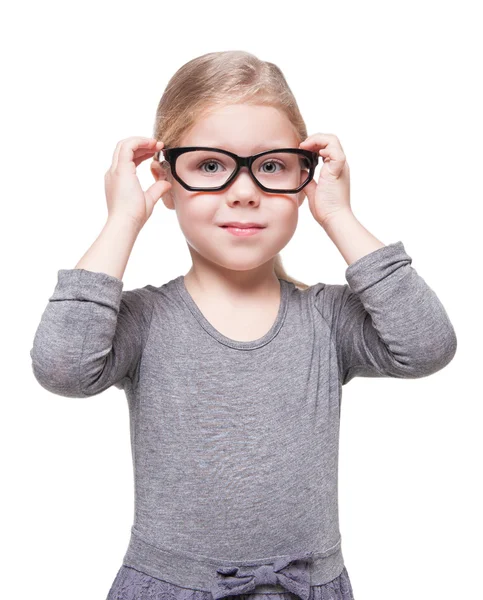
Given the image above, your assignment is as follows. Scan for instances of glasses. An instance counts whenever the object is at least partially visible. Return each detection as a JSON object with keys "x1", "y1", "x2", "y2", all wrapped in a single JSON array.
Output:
[{"x1": 153, "y1": 146, "x2": 320, "y2": 194}]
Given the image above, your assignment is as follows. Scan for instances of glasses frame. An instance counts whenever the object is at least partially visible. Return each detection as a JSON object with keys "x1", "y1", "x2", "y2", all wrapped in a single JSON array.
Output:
[{"x1": 153, "y1": 146, "x2": 320, "y2": 194}]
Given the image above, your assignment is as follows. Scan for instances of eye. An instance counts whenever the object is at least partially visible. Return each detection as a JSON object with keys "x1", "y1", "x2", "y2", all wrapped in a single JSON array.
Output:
[
  {"x1": 198, "y1": 160, "x2": 225, "y2": 173},
  {"x1": 259, "y1": 160, "x2": 285, "y2": 174}
]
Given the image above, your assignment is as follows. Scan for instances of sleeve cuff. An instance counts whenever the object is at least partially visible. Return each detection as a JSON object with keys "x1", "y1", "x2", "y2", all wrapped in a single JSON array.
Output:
[
  {"x1": 49, "y1": 268, "x2": 124, "y2": 311},
  {"x1": 345, "y1": 241, "x2": 412, "y2": 294}
]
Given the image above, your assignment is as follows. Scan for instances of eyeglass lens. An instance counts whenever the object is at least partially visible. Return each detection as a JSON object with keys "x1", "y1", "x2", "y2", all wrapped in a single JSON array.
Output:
[{"x1": 174, "y1": 150, "x2": 311, "y2": 191}]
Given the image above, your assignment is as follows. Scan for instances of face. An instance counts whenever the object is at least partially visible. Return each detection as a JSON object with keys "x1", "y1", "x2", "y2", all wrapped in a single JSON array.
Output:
[{"x1": 150, "y1": 104, "x2": 307, "y2": 274}]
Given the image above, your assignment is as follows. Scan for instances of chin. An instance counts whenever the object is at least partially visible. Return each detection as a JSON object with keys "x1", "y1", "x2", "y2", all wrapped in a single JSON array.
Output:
[{"x1": 207, "y1": 251, "x2": 273, "y2": 273}]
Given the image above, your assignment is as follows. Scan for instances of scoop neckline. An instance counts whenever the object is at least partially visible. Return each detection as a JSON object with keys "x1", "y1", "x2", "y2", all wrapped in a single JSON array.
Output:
[{"x1": 174, "y1": 275, "x2": 290, "y2": 350}]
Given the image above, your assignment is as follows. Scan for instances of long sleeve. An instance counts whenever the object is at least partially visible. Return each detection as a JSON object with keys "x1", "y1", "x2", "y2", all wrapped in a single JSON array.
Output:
[
  {"x1": 314, "y1": 241, "x2": 457, "y2": 386},
  {"x1": 30, "y1": 268, "x2": 154, "y2": 397}
]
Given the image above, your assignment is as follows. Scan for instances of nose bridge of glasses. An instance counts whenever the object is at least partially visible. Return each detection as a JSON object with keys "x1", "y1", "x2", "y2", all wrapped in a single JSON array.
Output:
[
  {"x1": 228, "y1": 155, "x2": 252, "y2": 181},
  {"x1": 238, "y1": 155, "x2": 251, "y2": 168},
  {"x1": 228, "y1": 161, "x2": 259, "y2": 191},
  {"x1": 232, "y1": 156, "x2": 263, "y2": 187}
]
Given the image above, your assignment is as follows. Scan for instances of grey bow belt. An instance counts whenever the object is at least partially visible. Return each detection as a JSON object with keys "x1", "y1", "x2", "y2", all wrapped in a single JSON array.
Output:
[{"x1": 210, "y1": 551, "x2": 315, "y2": 600}]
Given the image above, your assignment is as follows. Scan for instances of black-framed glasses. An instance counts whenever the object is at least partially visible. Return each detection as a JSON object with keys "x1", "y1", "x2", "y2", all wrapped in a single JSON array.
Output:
[{"x1": 153, "y1": 146, "x2": 320, "y2": 194}]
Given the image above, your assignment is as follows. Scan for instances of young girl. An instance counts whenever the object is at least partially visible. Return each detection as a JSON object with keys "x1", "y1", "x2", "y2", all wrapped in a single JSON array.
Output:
[{"x1": 30, "y1": 51, "x2": 457, "y2": 600}]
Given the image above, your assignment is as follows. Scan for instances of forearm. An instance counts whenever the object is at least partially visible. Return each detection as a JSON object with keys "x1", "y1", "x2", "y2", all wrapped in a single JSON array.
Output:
[
  {"x1": 74, "y1": 216, "x2": 141, "y2": 281},
  {"x1": 321, "y1": 209, "x2": 386, "y2": 266},
  {"x1": 32, "y1": 214, "x2": 149, "y2": 396}
]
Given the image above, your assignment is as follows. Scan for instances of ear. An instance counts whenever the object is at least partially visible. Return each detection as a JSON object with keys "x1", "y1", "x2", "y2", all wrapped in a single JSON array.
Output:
[{"x1": 150, "y1": 159, "x2": 176, "y2": 210}]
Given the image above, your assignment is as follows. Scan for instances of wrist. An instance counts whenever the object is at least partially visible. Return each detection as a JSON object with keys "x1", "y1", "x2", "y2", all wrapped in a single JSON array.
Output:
[
  {"x1": 318, "y1": 208, "x2": 356, "y2": 232},
  {"x1": 106, "y1": 214, "x2": 144, "y2": 237}
]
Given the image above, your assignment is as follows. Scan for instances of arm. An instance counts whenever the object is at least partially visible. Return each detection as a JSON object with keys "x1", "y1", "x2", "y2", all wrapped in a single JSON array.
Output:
[
  {"x1": 30, "y1": 217, "x2": 153, "y2": 397},
  {"x1": 316, "y1": 212, "x2": 457, "y2": 385}
]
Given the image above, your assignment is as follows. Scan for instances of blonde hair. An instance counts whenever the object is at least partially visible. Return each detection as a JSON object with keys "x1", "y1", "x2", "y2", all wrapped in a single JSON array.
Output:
[{"x1": 152, "y1": 50, "x2": 310, "y2": 291}]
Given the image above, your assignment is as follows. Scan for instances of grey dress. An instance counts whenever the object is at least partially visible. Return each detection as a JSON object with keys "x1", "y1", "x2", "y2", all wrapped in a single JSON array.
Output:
[
  {"x1": 30, "y1": 242, "x2": 457, "y2": 600},
  {"x1": 106, "y1": 563, "x2": 355, "y2": 600}
]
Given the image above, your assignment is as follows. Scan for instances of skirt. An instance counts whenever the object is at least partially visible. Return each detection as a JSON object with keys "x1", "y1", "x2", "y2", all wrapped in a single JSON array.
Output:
[{"x1": 106, "y1": 563, "x2": 355, "y2": 600}]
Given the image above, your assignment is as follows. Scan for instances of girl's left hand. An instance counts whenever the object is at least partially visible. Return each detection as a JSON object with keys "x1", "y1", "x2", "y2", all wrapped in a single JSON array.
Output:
[{"x1": 299, "y1": 133, "x2": 352, "y2": 227}]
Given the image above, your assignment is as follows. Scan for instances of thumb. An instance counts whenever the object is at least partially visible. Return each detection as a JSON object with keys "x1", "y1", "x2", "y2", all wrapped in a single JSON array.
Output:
[
  {"x1": 145, "y1": 180, "x2": 172, "y2": 205},
  {"x1": 303, "y1": 179, "x2": 320, "y2": 222},
  {"x1": 303, "y1": 179, "x2": 316, "y2": 206}
]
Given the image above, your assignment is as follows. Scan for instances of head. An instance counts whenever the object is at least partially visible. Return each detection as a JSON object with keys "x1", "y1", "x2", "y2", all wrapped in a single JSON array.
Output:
[{"x1": 150, "y1": 51, "x2": 312, "y2": 290}]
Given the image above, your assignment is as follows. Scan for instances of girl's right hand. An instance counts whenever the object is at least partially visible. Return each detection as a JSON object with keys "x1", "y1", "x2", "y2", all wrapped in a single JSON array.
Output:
[{"x1": 104, "y1": 136, "x2": 172, "y2": 231}]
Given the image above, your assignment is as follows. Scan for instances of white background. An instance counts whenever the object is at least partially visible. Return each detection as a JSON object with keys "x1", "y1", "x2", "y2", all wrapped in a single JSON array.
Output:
[{"x1": 2, "y1": 1, "x2": 481, "y2": 598}]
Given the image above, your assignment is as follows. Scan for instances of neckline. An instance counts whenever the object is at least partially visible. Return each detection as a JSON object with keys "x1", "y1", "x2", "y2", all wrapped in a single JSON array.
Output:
[{"x1": 174, "y1": 275, "x2": 290, "y2": 350}]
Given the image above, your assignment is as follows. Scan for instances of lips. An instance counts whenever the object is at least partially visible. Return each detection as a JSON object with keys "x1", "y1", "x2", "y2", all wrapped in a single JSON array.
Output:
[
  {"x1": 220, "y1": 223, "x2": 266, "y2": 237},
  {"x1": 220, "y1": 223, "x2": 266, "y2": 228}
]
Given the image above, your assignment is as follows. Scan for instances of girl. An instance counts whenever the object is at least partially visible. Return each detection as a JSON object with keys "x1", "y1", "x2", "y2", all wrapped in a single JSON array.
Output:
[{"x1": 30, "y1": 51, "x2": 457, "y2": 600}]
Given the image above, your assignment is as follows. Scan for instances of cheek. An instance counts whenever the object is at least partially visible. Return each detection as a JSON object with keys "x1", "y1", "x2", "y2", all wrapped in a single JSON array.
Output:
[
  {"x1": 275, "y1": 203, "x2": 300, "y2": 242},
  {"x1": 279, "y1": 211, "x2": 299, "y2": 238},
  {"x1": 270, "y1": 197, "x2": 300, "y2": 225},
  {"x1": 175, "y1": 195, "x2": 219, "y2": 238}
]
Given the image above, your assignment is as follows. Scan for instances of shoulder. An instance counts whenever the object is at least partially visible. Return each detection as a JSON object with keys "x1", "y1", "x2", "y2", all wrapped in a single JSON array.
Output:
[
  {"x1": 122, "y1": 275, "x2": 188, "y2": 322},
  {"x1": 285, "y1": 279, "x2": 351, "y2": 323}
]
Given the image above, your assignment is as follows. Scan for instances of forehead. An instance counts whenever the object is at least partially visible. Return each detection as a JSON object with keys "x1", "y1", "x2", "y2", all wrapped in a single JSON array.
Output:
[{"x1": 179, "y1": 104, "x2": 299, "y2": 154}]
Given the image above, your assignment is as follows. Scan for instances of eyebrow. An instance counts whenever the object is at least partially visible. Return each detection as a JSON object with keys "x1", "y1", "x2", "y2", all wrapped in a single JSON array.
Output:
[{"x1": 200, "y1": 142, "x2": 294, "y2": 154}]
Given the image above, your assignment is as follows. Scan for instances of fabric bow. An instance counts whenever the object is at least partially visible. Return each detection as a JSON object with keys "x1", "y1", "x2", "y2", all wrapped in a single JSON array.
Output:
[{"x1": 210, "y1": 551, "x2": 314, "y2": 600}]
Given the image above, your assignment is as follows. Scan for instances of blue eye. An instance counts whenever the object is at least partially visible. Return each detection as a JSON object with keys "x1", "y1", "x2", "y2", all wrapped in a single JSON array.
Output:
[
  {"x1": 260, "y1": 160, "x2": 284, "y2": 174},
  {"x1": 199, "y1": 160, "x2": 225, "y2": 173}
]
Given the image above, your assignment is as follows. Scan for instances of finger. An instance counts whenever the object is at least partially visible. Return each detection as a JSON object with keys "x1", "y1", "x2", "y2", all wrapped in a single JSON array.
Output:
[
  {"x1": 302, "y1": 179, "x2": 317, "y2": 215},
  {"x1": 304, "y1": 179, "x2": 317, "y2": 203},
  {"x1": 300, "y1": 134, "x2": 346, "y2": 178},
  {"x1": 133, "y1": 140, "x2": 164, "y2": 159},
  {"x1": 144, "y1": 179, "x2": 173, "y2": 206},
  {"x1": 299, "y1": 133, "x2": 339, "y2": 144},
  {"x1": 133, "y1": 148, "x2": 162, "y2": 168},
  {"x1": 117, "y1": 138, "x2": 158, "y2": 171},
  {"x1": 318, "y1": 149, "x2": 346, "y2": 179},
  {"x1": 112, "y1": 137, "x2": 161, "y2": 171},
  {"x1": 299, "y1": 133, "x2": 344, "y2": 154},
  {"x1": 317, "y1": 146, "x2": 346, "y2": 164}
]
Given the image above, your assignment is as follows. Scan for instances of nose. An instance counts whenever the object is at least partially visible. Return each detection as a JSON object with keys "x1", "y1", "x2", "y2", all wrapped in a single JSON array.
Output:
[{"x1": 224, "y1": 166, "x2": 262, "y2": 205}]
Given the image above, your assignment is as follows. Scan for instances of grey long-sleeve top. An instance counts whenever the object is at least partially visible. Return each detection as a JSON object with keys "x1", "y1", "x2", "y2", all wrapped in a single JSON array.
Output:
[{"x1": 30, "y1": 241, "x2": 457, "y2": 588}]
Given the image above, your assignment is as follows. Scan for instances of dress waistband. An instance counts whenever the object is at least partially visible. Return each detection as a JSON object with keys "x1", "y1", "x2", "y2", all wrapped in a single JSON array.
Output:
[{"x1": 122, "y1": 526, "x2": 345, "y2": 598}]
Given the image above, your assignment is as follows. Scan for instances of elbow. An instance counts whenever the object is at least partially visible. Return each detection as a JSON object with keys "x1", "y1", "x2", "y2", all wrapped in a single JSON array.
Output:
[
  {"x1": 427, "y1": 325, "x2": 457, "y2": 374},
  {"x1": 30, "y1": 345, "x2": 88, "y2": 398},
  {"x1": 400, "y1": 287, "x2": 458, "y2": 378},
  {"x1": 402, "y1": 323, "x2": 458, "y2": 378}
]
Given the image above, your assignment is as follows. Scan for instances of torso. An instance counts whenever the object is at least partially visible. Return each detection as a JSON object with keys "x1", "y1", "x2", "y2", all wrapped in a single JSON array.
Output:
[
  {"x1": 200, "y1": 306, "x2": 280, "y2": 342},
  {"x1": 184, "y1": 280, "x2": 281, "y2": 342}
]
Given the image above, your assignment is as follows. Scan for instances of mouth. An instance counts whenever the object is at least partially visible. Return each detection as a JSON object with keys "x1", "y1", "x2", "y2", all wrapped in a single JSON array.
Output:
[
  {"x1": 220, "y1": 224, "x2": 266, "y2": 237},
  {"x1": 219, "y1": 222, "x2": 266, "y2": 229}
]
